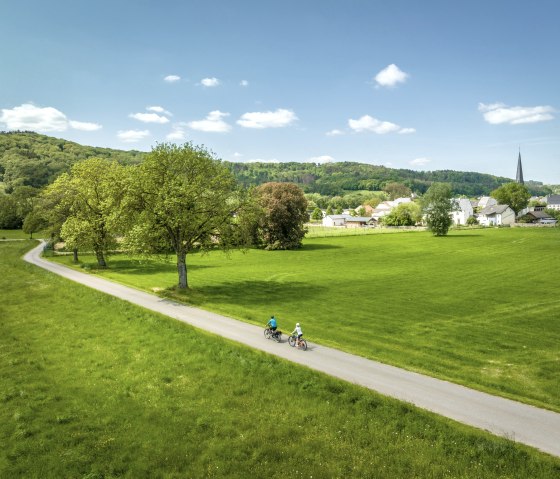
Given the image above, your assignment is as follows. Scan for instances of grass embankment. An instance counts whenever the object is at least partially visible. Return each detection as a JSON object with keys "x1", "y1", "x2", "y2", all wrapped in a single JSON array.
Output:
[
  {"x1": 0, "y1": 229, "x2": 33, "y2": 240},
  {"x1": 2, "y1": 241, "x2": 560, "y2": 477},
  {"x1": 52, "y1": 228, "x2": 560, "y2": 412}
]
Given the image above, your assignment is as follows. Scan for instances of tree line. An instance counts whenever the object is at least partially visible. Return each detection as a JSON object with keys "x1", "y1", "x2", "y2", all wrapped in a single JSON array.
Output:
[{"x1": 15, "y1": 143, "x2": 309, "y2": 289}]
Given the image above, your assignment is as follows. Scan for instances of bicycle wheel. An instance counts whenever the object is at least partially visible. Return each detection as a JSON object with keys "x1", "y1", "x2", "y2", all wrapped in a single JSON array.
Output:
[
  {"x1": 298, "y1": 339, "x2": 307, "y2": 351},
  {"x1": 288, "y1": 336, "x2": 296, "y2": 347},
  {"x1": 264, "y1": 328, "x2": 271, "y2": 339}
]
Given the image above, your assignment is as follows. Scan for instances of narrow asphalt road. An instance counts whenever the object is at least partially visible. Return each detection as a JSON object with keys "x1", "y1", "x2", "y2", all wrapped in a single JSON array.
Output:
[{"x1": 24, "y1": 242, "x2": 560, "y2": 458}]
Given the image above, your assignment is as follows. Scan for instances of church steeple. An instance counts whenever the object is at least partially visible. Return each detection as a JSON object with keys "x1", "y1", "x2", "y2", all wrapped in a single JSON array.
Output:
[{"x1": 516, "y1": 149, "x2": 524, "y2": 184}]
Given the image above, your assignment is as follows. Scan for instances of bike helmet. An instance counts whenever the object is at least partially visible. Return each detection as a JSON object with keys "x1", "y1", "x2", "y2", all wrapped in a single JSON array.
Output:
[{"x1": 296, "y1": 323, "x2": 300, "y2": 327}]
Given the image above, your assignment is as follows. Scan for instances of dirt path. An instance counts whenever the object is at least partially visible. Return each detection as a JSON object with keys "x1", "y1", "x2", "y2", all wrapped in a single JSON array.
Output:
[{"x1": 24, "y1": 241, "x2": 560, "y2": 457}]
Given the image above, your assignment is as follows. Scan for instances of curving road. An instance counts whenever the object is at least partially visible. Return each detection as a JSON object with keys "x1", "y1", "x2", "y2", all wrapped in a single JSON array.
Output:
[{"x1": 24, "y1": 241, "x2": 560, "y2": 458}]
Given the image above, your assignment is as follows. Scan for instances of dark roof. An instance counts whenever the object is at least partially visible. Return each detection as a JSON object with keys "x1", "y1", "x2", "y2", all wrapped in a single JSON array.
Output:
[
  {"x1": 479, "y1": 204, "x2": 511, "y2": 215},
  {"x1": 521, "y1": 210, "x2": 552, "y2": 219},
  {"x1": 546, "y1": 194, "x2": 560, "y2": 205}
]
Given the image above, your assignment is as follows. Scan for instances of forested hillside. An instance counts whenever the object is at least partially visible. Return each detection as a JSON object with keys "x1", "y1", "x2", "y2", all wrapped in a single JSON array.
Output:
[
  {"x1": 0, "y1": 131, "x2": 145, "y2": 193},
  {"x1": 0, "y1": 131, "x2": 553, "y2": 197}
]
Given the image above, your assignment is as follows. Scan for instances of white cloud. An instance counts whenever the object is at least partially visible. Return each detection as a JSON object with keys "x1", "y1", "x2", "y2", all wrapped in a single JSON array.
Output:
[
  {"x1": 164, "y1": 75, "x2": 181, "y2": 83},
  {"x1": 398, "y1": 128, "x2": 416, "y2": 134},
  {"x1": 200, "y1": 77, "x2": 220, "y2": 87},
  {"x1": 237, "y1": 109, "x2": 298, "y2": 129},
  {"x1": 240, "y1": 80, "x2": 249, "y2": 87},
  {"x1": 129, "y1": 112, "x2": 170, "y2": 124},
  {"x1": 233, "y1": 152, "x2": 243, "y2": 158},
  {"x1": 147, "y1": 106, "x2": 172, "y2": 116},
  {"x1": 188, "y1": 110, "x2": 231, "y2": 133},
  {"x1": 478, "y1": 102, "x2": 555, "y2": 125},
  {"x1": 68, "y1": 120, "x2": 102, "y2": 131},
  {"x1": 326, "y1": 129, "x2": 344, "y2": 136},
  {"x1": 309, "y1": 155, "x2": 335, "y2": 164},
  {"x1": 166, "y1": 126, "x2": 186, "y2": 141},
  {"x1": 0, "y1": 103, "x2": 101, "y2": 132},
  {"x1": 117, "y1": 129, "x2": 150, "y2": 143},
  {"x1": 374, "y1": 64, "x2": 409, "y2": 88},
  {"x1": 348, "y1": 114, "x2": 413, "y2": 135},
  {"x1": 409, "y1": 157, "x2": 430, "y2": 167}
]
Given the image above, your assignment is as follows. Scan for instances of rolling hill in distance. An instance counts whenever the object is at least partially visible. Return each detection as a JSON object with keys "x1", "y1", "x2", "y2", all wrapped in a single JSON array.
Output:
[{"x1": 0, "y1": 131, "x2": 554, "y2": 197}]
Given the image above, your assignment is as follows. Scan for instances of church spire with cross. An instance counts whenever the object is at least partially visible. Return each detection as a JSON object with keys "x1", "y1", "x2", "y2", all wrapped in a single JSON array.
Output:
[{"x1": 516, "y1": 149, "x2": 524, "y2": 185}]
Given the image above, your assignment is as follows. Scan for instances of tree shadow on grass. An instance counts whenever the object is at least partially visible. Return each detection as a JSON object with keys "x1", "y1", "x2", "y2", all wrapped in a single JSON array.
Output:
[
  {"x1": 300, "y1": 243, "x2": 344, "y2": 251},
  {"x1": 104, "y1": 259, "x2": 214, "y2": 276},
  {"x1": 171, "y1": 280, "x2": 325, "y2": 310}
]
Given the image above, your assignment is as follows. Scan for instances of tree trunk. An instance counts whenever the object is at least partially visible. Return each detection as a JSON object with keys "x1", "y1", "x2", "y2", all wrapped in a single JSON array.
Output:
[
  {"x1": 95, "y1": 249, "x2": 107, "y2": 269},
  {"x1": 177, "y1": 250, "x2": 188, "y2": 289},
  {"x1": 73, "y1": 248, "x2": 79, "y2": 263}
]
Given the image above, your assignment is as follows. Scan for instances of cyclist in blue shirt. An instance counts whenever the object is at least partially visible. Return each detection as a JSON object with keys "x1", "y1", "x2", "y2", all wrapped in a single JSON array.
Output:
[{"x1": 267, "y1": 315, "x2": 278, "y2": 332}]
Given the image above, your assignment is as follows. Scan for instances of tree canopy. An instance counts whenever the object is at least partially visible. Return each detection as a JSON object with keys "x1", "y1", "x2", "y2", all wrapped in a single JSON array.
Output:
[
  {"x1": 421, "y1": 183, "x2": 455, "y2": 236},
  {"x1": 126, "y1": 142, "x2": 240, "y2": 289},
  {"x1": 491, "y1": 182, "x2": 531, "y2": 215},
  {"x1": 255, "y1": 182, "x2": 308, "y2": 250}
]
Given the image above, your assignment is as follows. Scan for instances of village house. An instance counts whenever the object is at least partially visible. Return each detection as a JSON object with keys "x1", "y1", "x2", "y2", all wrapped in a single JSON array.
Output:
[
  {"x1": 517, "y1": 210, "x2": 558, "y2": 225},
  {"x1": 322, "y1": 215, "x2": 375, "y2": 228},
  {"x1": 545, "y1": 194, "x2": 560, "y2": 211},
  {"x1": 477, "y1": 204, "x2": 515, "y2": 226},
  {"x1": 451, "y1": 198, "x2": 474, "y2": 225}
]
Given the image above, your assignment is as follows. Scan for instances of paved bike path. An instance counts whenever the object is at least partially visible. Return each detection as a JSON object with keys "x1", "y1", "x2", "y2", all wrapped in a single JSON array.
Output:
[{"x1": 24, "y1": 242, "x2": 560, "y2": 457}]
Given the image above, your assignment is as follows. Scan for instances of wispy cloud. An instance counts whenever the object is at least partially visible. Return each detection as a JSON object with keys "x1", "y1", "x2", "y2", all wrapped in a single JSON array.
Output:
[
  {"x1": 348, "y1": 115, "x2": 413, "y2": 135},
  {"x1": 0, "y1": 103, "x2": 101, "y2": 132},
  {"x1": 237, "y1": 109, "x2": 298, "y2": 129},
  {"x1": 166, "y1": 124, "x2": 187, "y2": 141},
  {"x1": 309, "y1": 155, "x2": 336, "y2": 164},
  {"x1": 129, "y1": 112, "x2": 170, "y2": 124},
  {"x1": 200, "y1": 77, "x2": 220, "y2": 87},
  {"x1": 409, "y1": 157, "x2": 430, "y2": 167},
  {"x1": 247, "y1": 158, "x2": 280, "y2": 163},
  {"x1": 240, "y1": 80, "x2": 249, "y2": 87},
  {"x1": 478, "y1": 102, "x2": 555, "y2": 125},
  {"x1": 374, "y1": 64, "x2": 409, "y2": 88},
  {"x1": 117, "y1": 129, "x2": 150, "y2": 143},
  {"x1": 188, "y1": 110, "x2": 231, "y2": 132},
  {"x1": 147, "y1": 106, "x2": 172, "y2": 116},
  {"x1": 164, "y1": 75, "x2": 181, "y2": 83},
  {"x1": 326, "y1": 129, "x2": 344, "y2": 136}
]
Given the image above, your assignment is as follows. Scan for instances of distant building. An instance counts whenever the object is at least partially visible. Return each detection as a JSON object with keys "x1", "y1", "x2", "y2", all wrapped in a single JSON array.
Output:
[
  {"x1": 545, "y1": 194, "x2": 560, "y2": 211},
  {"x1": 452, "y1": 198, "x2": 474, "y2": 225},
  {"x1": 516, "y1": 150, "x2": 524, "y2": 185},
  {"x1": 478, "y1": 205, "x2": 515, "y2": 226}
]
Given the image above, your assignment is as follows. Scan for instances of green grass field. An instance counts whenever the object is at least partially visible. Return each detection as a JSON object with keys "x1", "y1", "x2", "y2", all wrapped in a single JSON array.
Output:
[
  {"x1": 51, "y1": 228, "x2": 560, "y2": 412},
  {"x1": 2, "y1": 240, "x2": 560, "y2": 477}
]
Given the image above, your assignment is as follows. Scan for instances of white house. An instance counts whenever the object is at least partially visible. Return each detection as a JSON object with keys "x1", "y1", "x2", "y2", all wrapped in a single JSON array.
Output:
[
  {"x1": 545, "y1": 194, "x2": 560, "y2": 211},
  {"x1": 322, "y1": 215, "x2": 375, "y2": 227},
  {"x1": 478, "y1": 205, "x2": 515, "y2": 226},
  {"x1": 452, "y1": 198, "x2": 474, "y2": 225}
]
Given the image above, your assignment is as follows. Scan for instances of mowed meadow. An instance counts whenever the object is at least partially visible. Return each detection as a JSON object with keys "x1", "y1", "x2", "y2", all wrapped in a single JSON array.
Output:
[
  {"x1": 52, "y1": 227, "x2": 560, "y2": 412},
  {"x1": 2, "y1": 240, "x2": 560, "y2": 478}
]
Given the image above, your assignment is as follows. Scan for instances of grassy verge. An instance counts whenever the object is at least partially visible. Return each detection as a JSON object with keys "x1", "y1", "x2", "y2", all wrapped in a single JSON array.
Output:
[
  {"x1": 0, "y1": 229, "x2": 32, "y2": 240},
  {"x1": 51, "y1": 228, "x2": 560, "y2": 412},
  {"x1": 2, "y1": 241, "x2": 560, "y2": 477}
]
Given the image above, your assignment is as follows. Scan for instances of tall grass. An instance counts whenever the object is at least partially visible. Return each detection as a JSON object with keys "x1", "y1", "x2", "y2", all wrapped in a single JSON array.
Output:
[
  {"x1": 52, "y1": 228, "x2": 560, "y2": 412},
  {"x1": 2, "y1": 241, "x2": 560, "y2": 477}
]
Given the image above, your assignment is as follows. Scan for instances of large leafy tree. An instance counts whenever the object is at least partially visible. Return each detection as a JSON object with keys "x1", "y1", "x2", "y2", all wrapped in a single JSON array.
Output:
[
  {"x1": 421, "y1": 183, "x2": 455, "y2": 236},
  {"x1": 382, "y1": 202, "x2": 421, "y2": 226},
  {"x1": 383, "y1": 182, "x2": 412, "y2": 200},
  {"x1": 256, "y1": 182, "x2": 308, "y2": 250},
  {"x1": 43, "y1": 158, "x2": 127, "y2": 267},
  {"x1": 490, "y1": 182, "x2": 531, "y2": 215},
  {"x1": 126, "y1": 142, "x2": 240, "y2": 289}
]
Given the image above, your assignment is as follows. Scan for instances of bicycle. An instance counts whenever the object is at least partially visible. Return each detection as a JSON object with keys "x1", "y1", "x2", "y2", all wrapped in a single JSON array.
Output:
[
  {"x1": 288, "y1": 334, "x2": 307, "y2": 350},
  {"x1": 264, "y1": 327, "x2": 282, "y2": 343}
]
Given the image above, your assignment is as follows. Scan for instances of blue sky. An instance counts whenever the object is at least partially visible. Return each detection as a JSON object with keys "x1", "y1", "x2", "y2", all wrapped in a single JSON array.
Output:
[{"x1": 1, "y1": 0, "x2": 559, "y2": 183}]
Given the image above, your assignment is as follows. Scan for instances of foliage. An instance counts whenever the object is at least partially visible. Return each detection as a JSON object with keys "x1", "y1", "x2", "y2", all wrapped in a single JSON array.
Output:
[
  {"x1": 383, "y1": 181, "x2": 412, "y2": 200},
  {"x1": 0, "y1": 131, "x2": 145, "y2": 192},
  {"x1": 381, "y1": 202, "x2": 421, "y2": 226},
  {"x1": 4, "y1": 241, "x2": 559, "y2": 478},
  {"x1": 311, "y1": 206, "x2": 323, "y2": 221},
  {"x1": 126, "y1": 142, "x2": 240, "y2": 288},
  {"x1": 422, "y1": 183, "x2": 455, "y2": 236},
  {"x1": 54, "y1": 228, "x2": 560, "y2": 412},
  {"x1": 43, "y1": 158, "x2": 127, "y2": 267},
  {"x1": 491, "y1": 182, "x2": 531, "y2": 214},
  {"x1": 255, "y1": 182, "x2": 308, "y2": 250},
  {"x1": 466, "y1": 215, "x2": 479, "y2": 225}
]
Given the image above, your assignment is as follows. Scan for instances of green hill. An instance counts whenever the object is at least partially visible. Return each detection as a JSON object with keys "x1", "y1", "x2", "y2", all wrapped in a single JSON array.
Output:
[{"x1": 0, "y1": 131, "x2": 552, "y2": 196}]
